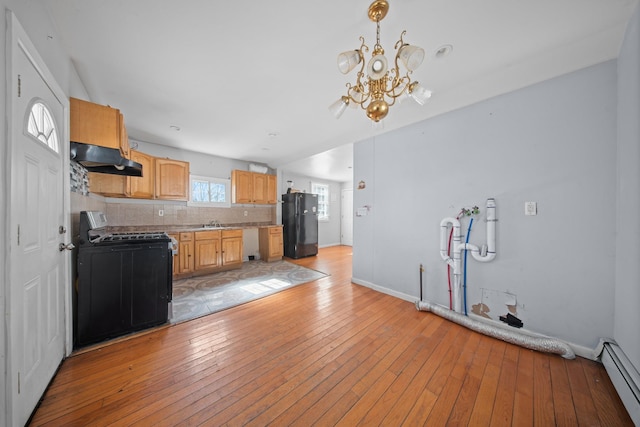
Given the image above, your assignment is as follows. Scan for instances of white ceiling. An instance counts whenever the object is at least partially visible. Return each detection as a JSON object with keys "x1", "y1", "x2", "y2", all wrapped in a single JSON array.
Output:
[{"x1": 40, "y1": 0, "x2": 637, "y2": 183}]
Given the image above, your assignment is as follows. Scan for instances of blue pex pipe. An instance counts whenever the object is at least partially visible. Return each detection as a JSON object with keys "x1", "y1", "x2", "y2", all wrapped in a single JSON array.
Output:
[{"x1": 463, "y1": 218, "x2": 474, "y2": 316}]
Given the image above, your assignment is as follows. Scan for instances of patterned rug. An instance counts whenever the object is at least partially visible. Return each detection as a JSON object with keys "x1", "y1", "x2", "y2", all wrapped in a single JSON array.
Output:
[{"x1": 170, "y1": 260, "x2": 328, "y2": 324}]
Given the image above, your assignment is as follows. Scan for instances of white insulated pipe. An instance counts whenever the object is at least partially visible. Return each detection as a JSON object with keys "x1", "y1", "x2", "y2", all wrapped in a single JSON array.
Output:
[
  {"x1": 439, "y1": 198, "x2": 497, "y2": 313},
  {"x1": 416, "y1": 300, "x2": 575, "y2": 359},
  {"x1": 430, "y1": 198, "x2": 574, "y2": 358}
]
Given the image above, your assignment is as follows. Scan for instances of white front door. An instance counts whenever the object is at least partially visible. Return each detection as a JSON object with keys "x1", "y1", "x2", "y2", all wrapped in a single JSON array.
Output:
[
  {"x1": 341, "y1": 189, "x2": 353, "y2": 246},
  {"x1": 6, "y1": 12, "x2": 70, "y2": 426}
]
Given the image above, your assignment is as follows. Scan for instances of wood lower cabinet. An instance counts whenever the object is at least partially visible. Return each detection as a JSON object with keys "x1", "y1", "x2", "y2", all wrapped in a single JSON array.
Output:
[
  {"x1": 176, "y1": 232, "x2": 195, "y2": 275},
  {"x1": 259, "y1": 226, "x2": 283, "y2": 262},
  {"x1": 195, "y1": 230, "x2": 222, "y2": 270},
  {"x1": 173, "y1": 229, "x2": 243, "y2": 278},
  {"x1": 221, "y1": 229, "x2": 243, "y2": 268}
]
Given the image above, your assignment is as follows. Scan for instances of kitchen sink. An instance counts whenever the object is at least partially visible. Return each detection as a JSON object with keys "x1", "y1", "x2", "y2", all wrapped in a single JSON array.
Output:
[{"x1": 200, "y1": 225, "x2": 229, "y2": 230}]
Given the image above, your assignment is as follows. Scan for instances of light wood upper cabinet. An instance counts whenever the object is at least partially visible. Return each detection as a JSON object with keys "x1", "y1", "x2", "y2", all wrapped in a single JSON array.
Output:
[
  {"x1": 119, "y1": 113, "x2": 130, "y2": 158},
  {"x1": 70, "y1": 97, "x2": 127, "y2": 156},
  {"x1": 231, "y1": 170, "x2": 277, "y2": 204},
  {"x1": 155, "y1": 158, "x2": 190, "y2": 201},
  {"x1": 231, "y1": 170, "x2": 253, "y2": 203},
  {"x1": 87, "y1": 173, "x2": 129, "y2": 198},
  {"x1": 128, "y1": 150, "x2": 155, "y2": 199},
  {"x1": 252, "y1": 173, "x2": 269, "y2": 204},
  {"x1": 266, "y1": 174, "x2": 277, "y2": 204}
]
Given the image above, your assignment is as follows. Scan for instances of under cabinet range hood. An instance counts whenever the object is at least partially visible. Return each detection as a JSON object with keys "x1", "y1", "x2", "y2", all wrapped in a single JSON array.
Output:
[{"x1": 70, "y1": 141, "x2": 142, "y2": 176}]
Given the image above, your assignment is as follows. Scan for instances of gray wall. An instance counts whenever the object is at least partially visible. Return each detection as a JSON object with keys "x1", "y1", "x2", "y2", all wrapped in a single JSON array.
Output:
[
  {"x1": 133, "y1": 139, "x2": 272, "y2": 179},
  {"x1": 615, "y1": 5, "x2": 640, "y2": 370},
  {"x1": 353, "y1": 60, "x2": 619, "y2": 354},
  {"x1": 280, "y1": 172, "x2": 343, "y2": 247}
]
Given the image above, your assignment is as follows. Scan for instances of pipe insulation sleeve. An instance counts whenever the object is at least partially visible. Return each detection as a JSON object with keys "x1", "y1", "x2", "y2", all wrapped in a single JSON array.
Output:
[{"x1": 415, "y1": 300, "x2": 575, "y2": 359}]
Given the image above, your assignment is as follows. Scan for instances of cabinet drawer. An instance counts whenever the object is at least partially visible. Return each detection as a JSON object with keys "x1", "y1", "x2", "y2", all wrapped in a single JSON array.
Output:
[
  {"x1": 222, "y1": 229, "x2": 243, "y2": 238},
  {"x1": 196, "y1": 230, "x2": 221, "y2": 240},
  {"x1": 269, "y1": 227, "x2": 282, "y2": 235},
  {"x1": 179, "y1": 232, "x2": 194, "y2": 241}
]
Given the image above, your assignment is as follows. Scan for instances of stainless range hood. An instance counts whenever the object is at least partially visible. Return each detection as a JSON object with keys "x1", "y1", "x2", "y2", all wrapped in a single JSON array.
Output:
[{"x1": 70, "y1": 141, "x2": 142, "y2": 177}]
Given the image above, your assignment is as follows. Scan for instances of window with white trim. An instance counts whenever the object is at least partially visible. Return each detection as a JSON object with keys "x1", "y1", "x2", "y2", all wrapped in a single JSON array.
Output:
[
  {"x1": 311, "y1": 183, "x2": 329, "y2": 221},
  {"x1": 189, "y1": 175, "x2": 230, "y2": 207}
]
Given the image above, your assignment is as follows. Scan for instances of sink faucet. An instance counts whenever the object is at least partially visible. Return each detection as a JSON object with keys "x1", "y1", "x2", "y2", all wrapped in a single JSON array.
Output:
[{"x1": 208, "y1": 219, "x2": 222, "y2": 227}]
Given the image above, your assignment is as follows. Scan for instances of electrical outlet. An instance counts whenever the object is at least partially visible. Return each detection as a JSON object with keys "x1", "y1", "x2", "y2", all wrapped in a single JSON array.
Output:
[
  {"x1": 244, "y1": 210, "x2": 248, "y2": 217},
  {"x1": 524, "y1": 202, "x2": 537, "y2": 216},
  {"x1": 158, "y1": 209, "x2": 164, "y2": 217}
]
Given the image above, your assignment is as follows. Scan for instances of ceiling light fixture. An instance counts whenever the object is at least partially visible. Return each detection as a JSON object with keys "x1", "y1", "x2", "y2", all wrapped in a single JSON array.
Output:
[{"x1": 330, "y1": 0, "x2": 431, "y2": 123}]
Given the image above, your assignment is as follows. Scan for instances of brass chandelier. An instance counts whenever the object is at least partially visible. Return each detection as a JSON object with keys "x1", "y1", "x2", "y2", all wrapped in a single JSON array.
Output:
[{"x1": 330, "y1": 0, "x2": 431, "y2": 123}]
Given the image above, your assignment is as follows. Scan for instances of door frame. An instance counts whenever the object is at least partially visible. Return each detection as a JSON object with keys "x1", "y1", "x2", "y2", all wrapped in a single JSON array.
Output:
[
  {"x1": 341, "y1": 188, "x2": 353, "y2": 246},
  {"x1": 3, "y1": 10, "x2": 73, "y2": 425}
]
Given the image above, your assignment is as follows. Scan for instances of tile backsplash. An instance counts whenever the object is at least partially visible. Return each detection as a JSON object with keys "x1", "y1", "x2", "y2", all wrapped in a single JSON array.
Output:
[
  {"x1": 72, "y1": 192, "x2": 275, "y2": 229},
  {"x1": 104, "y1": 202, "x2": 275, "y2": 227}
]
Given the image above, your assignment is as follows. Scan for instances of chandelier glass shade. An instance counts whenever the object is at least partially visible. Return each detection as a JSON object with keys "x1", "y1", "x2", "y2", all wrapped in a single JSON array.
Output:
[{"x1": 330, "y1": 0, "x2": 431, "y2": 123}]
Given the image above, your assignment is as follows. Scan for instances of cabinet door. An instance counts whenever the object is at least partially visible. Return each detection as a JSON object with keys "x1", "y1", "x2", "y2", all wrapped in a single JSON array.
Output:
[
  {"x1": 221, "y1": 237, "x2": 243, "y2": 267},
  {"x1": 195, "y1": 230, "x2": 222, "y2": 270},
  {"x1": 266, "y1": 174, "x2": 277, "y2": 204},
  {"x1": 195, "y1": 239, "x2": 221, "y2": 270},
  {"x1": 268, "y1": 228, "x2": 284, "y2": 258},
  {"x1": 129, "y1": 150, "x2": 155, "y2": 199},
  {"x1": 231, "y1": 170, "x2": 253, "y2": 203},
  {"x1": 252, "y1": 173, "x2": 268, "y2": 204},
  {"x1": 70, "y1": 97, "x2": 121, "y2": 151},
  {"x1": 177, "y1": 233, "x2": 194, "y2": 274},
  {"x1": 155, "y1": 158, "x2": 189, "y2": 200}
]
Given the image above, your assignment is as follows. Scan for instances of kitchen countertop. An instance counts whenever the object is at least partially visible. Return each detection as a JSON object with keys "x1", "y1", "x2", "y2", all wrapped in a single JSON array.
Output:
[{"x1": 108, "y1": 223, "x2": 282, "y2": 234}]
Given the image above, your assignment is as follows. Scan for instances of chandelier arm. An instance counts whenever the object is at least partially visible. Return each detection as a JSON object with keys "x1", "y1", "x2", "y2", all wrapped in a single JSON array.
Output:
[{"x1": 394, "y1": 30, "x2": 407, "y2": 50}]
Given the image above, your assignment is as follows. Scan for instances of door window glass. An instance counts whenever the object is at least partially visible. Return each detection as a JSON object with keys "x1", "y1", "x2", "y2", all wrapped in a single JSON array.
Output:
[{"x1": 25, "y1": 99, "x2": 59, "y2": 153}]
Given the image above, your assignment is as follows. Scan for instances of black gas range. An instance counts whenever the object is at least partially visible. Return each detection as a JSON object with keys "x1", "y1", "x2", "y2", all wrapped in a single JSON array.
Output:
[{"x1": 75, "y1": 211, "x2": 173, "y2": 347}]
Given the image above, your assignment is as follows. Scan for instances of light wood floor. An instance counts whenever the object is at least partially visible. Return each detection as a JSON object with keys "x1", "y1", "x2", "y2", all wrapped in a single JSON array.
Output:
[{"x1": 30, "y1": 246, "x2": 632, "y2": 426}]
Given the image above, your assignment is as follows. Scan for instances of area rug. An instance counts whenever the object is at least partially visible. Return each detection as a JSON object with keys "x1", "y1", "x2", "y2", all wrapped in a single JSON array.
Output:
[{"x1": 170, "y1": 260, "x2": 328, "y2": 324}]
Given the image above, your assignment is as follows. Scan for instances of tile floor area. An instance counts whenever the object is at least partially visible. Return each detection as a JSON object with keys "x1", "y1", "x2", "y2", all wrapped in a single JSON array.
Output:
[{"x1": 170, "y1": 260, "x2": 328, "y2": 323}]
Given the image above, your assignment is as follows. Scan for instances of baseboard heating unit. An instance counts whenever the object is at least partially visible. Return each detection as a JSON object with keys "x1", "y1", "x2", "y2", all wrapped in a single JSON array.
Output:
[{"x1": 601, "y1": 342, "x2": 640, "y2": 424}]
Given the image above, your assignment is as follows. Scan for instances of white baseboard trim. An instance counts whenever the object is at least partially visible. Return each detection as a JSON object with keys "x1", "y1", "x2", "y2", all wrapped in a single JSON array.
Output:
[
  {"x1": 351, "y1": 276, "x2": 600, "y2": 361},
  {"x1": 319, "y1": 243, "x2": 343, "y2": 248},
  {"x1": 351, "y1": 277, "x2": 418, "y2": 304}
]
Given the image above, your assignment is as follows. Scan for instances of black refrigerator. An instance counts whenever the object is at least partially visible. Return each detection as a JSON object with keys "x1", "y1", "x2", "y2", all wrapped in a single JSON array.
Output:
[{"x1": 282, "y1": 193, "x2": 318, "y2": 259}]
